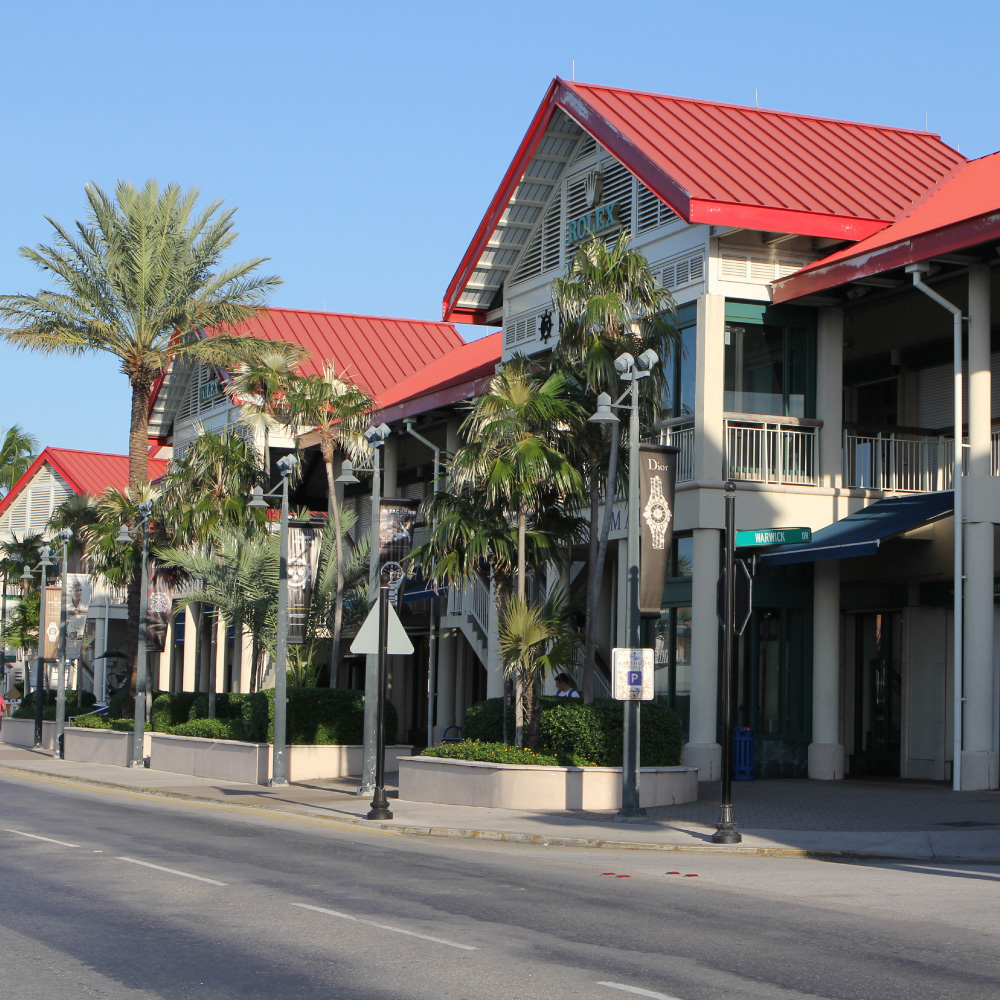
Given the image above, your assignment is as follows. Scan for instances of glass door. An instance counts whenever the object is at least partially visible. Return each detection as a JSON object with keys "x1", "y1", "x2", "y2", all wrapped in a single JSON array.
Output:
[{"x1": 852, "y1": 611, "x2": 902, "y2": 777}]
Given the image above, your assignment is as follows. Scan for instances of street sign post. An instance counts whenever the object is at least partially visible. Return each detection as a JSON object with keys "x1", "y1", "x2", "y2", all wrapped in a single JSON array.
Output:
[
  {"x1": 736, "y1": 527, "x2": 812, "y2": 548},
  {"x1": 611, "y1": 648, "x2": 654, "y2": 701},
  {"x1": 716, "y1": 560, "x2": 752, "y2": 635}
]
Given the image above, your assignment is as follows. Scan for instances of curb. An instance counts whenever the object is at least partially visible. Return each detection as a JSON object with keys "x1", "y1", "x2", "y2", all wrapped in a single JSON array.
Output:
[{"x1": 2, "y1": 762, "x2": 995, "y2": 864}]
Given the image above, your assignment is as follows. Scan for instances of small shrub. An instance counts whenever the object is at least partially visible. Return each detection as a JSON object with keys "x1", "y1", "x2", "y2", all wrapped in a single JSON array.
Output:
[
  {"x1": 109, "y1": 718, "x2": 134, "y2": 732},
  {"x1": 14, "y1": 689, "x2": 96, "y2": 721},
  {"x1": 459, "y1": 696, "x2": 682, "y2": 767},
  {"x1": 420, "y1": 740, "x2": 560, "y2": 766},
  {"x1": 71, "y1": 714, "x2": 112, "y2": 730},
  {"x1": 151, "y1": 692, "x2": 197, "y2": 731},
  {"x1": 168, "y1": 718, "x2": 237, "y2": 740}
]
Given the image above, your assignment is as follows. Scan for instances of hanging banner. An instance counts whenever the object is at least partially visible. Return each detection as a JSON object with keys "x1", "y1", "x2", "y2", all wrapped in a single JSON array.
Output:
[
  {"x1": 65, "y1": 574, "x2": 93, "y2": 659},
  {"x1": 43, "y1": 586, "x2": 61, "y2": 660},
  {"x1": 379, "y1": 499, "x2": 419, "y2": 567},
  {"x1": 287, "y1": 523, "x2": 323, "y2": 645},
  {"x1": 639, "y1": 443, "x2": 679, "y2": 615},
  {"x1": 146, "y1": 567, "x2": 176, "y2": 654}
]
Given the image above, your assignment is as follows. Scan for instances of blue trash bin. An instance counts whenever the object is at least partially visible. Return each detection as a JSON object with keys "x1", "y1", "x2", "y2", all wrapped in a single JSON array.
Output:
[{"x1": 733, "y1": 727, "x2": 754, "y2": 781}]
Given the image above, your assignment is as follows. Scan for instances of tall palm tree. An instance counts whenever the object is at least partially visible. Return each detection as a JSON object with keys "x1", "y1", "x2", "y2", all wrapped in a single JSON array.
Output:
[
  {"x1": 451, "y1": 357, "x2": 585, "y2": 744},
  {"x1": 286, "y1": 367, "x2": 373, "y2": 679},
  {"x1": 551, "y1": 233, "x2": 677, "y2": 702},
  {"x1": 0, "y1": 532, "x2": 45, "y2": 683},
  {"x1": 0, "y1": 181, "x2": 286, "y2": 688},
  {"x1": 0, "y1": 424, "x2": 37, "y2": 496}
]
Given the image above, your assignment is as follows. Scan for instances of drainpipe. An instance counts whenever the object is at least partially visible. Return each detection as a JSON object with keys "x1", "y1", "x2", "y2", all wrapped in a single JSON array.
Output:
[
  {"x1": 405, "y1": 420, "x2": 444, "y2": 748},
  {"x1": 906, "y1": 262, "x2": 964, "y2": 791}
]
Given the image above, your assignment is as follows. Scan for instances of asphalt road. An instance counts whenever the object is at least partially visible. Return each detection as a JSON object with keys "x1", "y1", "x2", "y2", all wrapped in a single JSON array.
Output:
[{"x1": 1, "y1": 771, "x2": 999, "y2": 1000}]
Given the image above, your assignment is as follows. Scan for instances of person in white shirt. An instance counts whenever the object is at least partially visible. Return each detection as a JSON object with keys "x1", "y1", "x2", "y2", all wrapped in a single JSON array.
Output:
[{"x1": 554, "y1": 673, "x2": 580, "y2": 698}]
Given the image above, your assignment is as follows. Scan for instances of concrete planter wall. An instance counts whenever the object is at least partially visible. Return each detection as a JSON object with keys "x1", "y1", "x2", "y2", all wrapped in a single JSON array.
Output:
[
  {"x1": 63, "y1": 727, "x2": 153, "y2": 767},
  {"x1": 148, "y1": 734, "x2": 414, "y2": 786},
  {"x1": 398, "y1": 756, "x2": 699, "y2": 811},
  {"x1": 0, "y1": 718, "x2": 57, "y2": 750}
]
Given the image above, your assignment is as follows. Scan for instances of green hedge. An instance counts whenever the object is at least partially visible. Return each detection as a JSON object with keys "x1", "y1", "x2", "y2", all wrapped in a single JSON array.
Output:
[
  {"x1": 421, "y1": 740, "x2": 560, "y2": 765},
  {"x1": 13, "y1": 690, "x2": 96, "y2": 721},
  {"x1": 147, "y1": 688, "x2": 398, "y2": 746},
  {"x1": 168, "y1": 718, "x2": 238, "y2": 740},
  {"x1": 462, "y1": 697, "x2": 682, "y2": 767},
  {"x1": 70, "y1": 714, "x2": 133, "y2": 732}
]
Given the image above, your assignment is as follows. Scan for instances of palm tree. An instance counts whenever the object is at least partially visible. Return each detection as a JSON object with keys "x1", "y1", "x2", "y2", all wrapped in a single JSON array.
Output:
[
  {"x1": 0, "y1": 424, "x2": 37, "y2": 496},
  {"x1": 0, "y1": 532, "x2": 45, "y2": 685},
  {"x1": 551, "y1": 233, "x2": 677, "y2": 702},
  {"x1": 0, "y1": 181, "x2": 283, "y2": 489},
  {"x1": 451, "y1": 357, "x2": 585, "y2": 744},
  {"x1": 499, "y1": 584, "x2": 581, "y2": 749},
  {"x1": 286, "y1": 367, "x2": 374, "y2": 679}
]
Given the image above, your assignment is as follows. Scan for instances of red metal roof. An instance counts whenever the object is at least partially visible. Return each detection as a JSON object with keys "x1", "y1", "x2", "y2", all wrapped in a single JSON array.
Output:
[
  {"x1": 376, "y1": 333, "x2": 501, "y2": 423},
  {"x1": 221, "y1": 307, "x2": 464, "y2": 398},
  {"x1": 444, "y1": 78, "x2": 964, "y2": 322},
  {"x1": 774, "y1": 151, "x2": 1000, "y2": 302},
  {"x1": 0, "y1": 447, "x2": 169, "y2": 518}
]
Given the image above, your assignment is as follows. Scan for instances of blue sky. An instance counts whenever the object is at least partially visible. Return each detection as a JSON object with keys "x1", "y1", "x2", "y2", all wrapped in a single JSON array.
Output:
[{"x1": 2, "y1": 0, "x2": 999, "y2": 456}]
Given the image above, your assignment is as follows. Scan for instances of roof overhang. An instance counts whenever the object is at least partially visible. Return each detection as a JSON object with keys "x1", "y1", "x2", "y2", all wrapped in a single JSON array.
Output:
[{"x1": 773, "y1": 211, "x2": 1000, "y2": 303}]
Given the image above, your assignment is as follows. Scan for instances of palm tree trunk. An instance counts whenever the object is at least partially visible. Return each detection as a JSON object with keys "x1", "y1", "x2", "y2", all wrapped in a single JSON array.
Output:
[
  {"x1": 325, "y1": 456, "x2": 346, "y2": 687},
  {"x1": 584, "y1": 424, "x2": 620, "y2": 703},
  {"x1": 515, "y1": 508, "x2": 527, "y2": 746},
  {"x1": 207, "y1": 608, "x2": 218, "y2": 717},
  {"x1": 582, "y1": 461, "x2": 600, "y2": 703}
]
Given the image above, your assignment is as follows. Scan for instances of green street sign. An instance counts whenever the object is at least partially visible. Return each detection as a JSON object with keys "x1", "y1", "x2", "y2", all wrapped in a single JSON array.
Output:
[{"x1": 736, "y1": 527, "x2": 812, "y2": 548}]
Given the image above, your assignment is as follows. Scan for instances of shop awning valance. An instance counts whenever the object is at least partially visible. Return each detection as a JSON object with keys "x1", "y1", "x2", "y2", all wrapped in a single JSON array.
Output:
[{"x1": 759, "y1": 491, "x2": 954, "y2": 566}]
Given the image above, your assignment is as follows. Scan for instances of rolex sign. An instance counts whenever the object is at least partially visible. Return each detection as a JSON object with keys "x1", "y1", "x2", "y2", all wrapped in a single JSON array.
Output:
[{"x1": 638, "y1": 443, "x2": 679, "y2": 615}]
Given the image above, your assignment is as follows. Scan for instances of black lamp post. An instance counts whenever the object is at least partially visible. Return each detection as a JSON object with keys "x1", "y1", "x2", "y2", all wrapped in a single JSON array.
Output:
[
  {"x1": 589, "y1": 348, "x2": 659, "y2": 822},
  {"x1": 117, "y1": 499, "x2": 153, "y2": 768},
  {"x1": 54, "y1": 528, "x2": 73, "y2": 759},
  {"x1": 22, "y1": 545, "x2": 54, "y2": 749},
  {"x1": 336, "y1": 422, "x2": 391, "y2": 797},
  {"x1": 248, "y1": 452, "x2": 298, "y2": 787}
]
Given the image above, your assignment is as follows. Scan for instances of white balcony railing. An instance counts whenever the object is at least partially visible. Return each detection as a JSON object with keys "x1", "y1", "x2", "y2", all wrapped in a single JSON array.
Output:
[
  {"x1": 662, "y1": 418, "x2": 694, "y2": 483},
  {"x1": 724, "y1": 415, "x2": 819, "y2": 486}
]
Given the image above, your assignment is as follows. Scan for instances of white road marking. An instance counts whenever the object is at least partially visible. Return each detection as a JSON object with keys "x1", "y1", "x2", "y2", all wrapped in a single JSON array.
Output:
[
  {"x1": 597, "y1": 983, "x2": 684, "y2": 1000},
  {"x1": 117, "y1": 857, "x2": 227, "y2": 886},
  {"x1": 6, "y1": 829, "x2": 80, "y2": 848},
  {"x1": 292, "y1": 902, "x2": 478, "y2": 951}
]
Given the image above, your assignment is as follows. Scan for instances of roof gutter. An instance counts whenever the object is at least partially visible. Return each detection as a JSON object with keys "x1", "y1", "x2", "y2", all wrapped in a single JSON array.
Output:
[{"x1": 907, "y1": 262, "x2": 965, "y2": 791}]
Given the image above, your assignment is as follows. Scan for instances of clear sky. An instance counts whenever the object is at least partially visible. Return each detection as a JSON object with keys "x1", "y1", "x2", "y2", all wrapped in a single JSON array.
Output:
[{"x1": 2, "y1": 0, "x2": 998, "y2": 456}]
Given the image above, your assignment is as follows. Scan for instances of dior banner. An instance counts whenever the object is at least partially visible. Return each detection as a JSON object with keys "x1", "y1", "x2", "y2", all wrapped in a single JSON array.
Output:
[
  {"x1": 638, "y1": 443, "x2": 678, "y2": 615},
  {"x1": 287, "y1": 523, "x2": 323, "y2": 645},
  {"x1": 65, "y1": 574, "x2": 92, "y2": 659},
  {"x1": 146, "y1": 567, "x2": 176, "y2": 654},
  {"x1": 43, "y1": 586, "x2": 61, "y2": 660}
]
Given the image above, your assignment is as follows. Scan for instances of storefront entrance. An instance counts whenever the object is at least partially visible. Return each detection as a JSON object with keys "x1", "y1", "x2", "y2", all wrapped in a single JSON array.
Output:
[{"x1": 851, "y1": 611, "x2": 902, "y2": 777}]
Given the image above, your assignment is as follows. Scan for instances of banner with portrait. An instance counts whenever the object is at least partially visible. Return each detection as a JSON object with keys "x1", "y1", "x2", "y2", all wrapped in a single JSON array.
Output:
[
  {"x1": 288, "y1": 523, "x2": 323, "y2": 645},
  {"x1": 638, "y1": 443, "x2": 679, "y2": 615},
  {"x1": 146, "y1": 567, "x2": 176, "y2": 654},
  {"x1": 379, "y1": 500, "x2": 419, "y2": 567},
  {"x1": 65, "y1": 574, "x2": 92, "y2": 659}
]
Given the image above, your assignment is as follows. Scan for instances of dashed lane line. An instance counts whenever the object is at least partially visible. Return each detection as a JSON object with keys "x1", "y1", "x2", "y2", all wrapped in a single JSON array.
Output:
[
  {"x1": 117, "y1": 856, "x2": 227, "y2": 886},
  {"x1": 291, "y1": 902, "x2": 478, "y2": 951},
  {"x1": 6, "y1": 829, "x2": 81, "y2": 848},
  {"x1": 597, "y1": 984, "x2": 684, "y2": 1000}
]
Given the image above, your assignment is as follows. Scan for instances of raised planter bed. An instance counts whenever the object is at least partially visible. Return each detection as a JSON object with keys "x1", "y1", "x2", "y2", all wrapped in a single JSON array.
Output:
[
  {"x1": 0, "y1": 718, "x2": 57, "y2": 750},
  {"x1": 398, "y1": 756, "x2": 699, "y2": 811},
  {"x1": 148, "y1": 734, "x2": 414, "y2": 785},
  {"x1": 63, "y1": 727, "x2": 153, "y2": 767}
]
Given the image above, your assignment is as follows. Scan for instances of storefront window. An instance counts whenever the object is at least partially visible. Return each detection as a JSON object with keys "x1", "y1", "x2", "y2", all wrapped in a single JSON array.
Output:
[
  {"x1": 652, "y1": 606, "x2": 691, "y2": 736},
  {"x1": 662, "y1": 309, "x2": 696, "y2": 418},
  {"x1": 723, "y1": 320, "x2": 813, "y2": 418}
]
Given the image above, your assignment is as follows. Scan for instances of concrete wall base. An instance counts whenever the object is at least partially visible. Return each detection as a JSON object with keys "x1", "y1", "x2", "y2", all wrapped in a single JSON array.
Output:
[
  {"x1": 683, "y1": 742, "x2": 721, "y2": 781},
  {"x1": 64, "y1": 727, "x2": 152, "y2": 767},
  {"x1": 960, "y1": 750, "x2": 1000, "y2": 790},
  {"x1": 807, "y1": 742, "x2": 845, "y2": 780},
  {"x1": 398, "y1": 756, "x2": 699, "y2": 811},
  {"x1": 0, "y1": 718, "x2": 56, "y2": 750}
]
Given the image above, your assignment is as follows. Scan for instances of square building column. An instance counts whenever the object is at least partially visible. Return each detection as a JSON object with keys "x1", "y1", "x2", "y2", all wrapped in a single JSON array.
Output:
[
  {"x1": 962, "y1": 263, "x2": 999, "y2": 789},
  {"x1": 684, "y1": 527, "x2": 722, "y2": 780},
  {"x1": 816, "y1": 308, "x2": 844, "y2": 489},
  {"x1": 694, "y1": 293, "x2": 725, "y2": 483},
  {"x1": 809, "y1": 559, "x2": 844, "y2": 779}
]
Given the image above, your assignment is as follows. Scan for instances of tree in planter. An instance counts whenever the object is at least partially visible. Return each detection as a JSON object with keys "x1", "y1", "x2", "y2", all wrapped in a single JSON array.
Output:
[
  {"x1": 499, "y1": 584, "x2": 581, "y2": 750},
  {"x1": 450, "y1": 358, "x2": 585, "y2": 745},
  {"x1": 0, "y1": 180, "x2": 284, "y2": 692},
  {"x1": 551, "y1": 233, "x2": 677, "y2": 702},
  {"x1": 0, "y1": 531, "x2": 45, "y2": 672},
  {"x1": 285, "y1": 367, "x2": 374, "y2": 682}
]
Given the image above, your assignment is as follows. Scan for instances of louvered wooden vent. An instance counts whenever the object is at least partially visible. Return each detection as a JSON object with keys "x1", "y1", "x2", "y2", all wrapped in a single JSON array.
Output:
[
  {"x1": 637, "y1": 183, "x2": 679, "y2": 232},
  {"x1": 720, "y1": 249, "x2": 817, "y2": 285},
  {"x1": 510, "y1": 194, "x2": 562, "y2": 286},
  {"x1": 655, "y1": 250, "x2": 705, "y2": 290}
]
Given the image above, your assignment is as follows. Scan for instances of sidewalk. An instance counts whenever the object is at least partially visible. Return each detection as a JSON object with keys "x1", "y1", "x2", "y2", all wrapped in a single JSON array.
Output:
[{"x1": 2, "y1": 744, "x2": 997, "y2": 861}]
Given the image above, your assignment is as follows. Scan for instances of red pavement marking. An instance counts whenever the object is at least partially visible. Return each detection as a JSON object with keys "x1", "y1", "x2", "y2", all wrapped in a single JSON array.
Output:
[
  {"x1": 684, "y1": 874, "x2": 699, "y2": 877},
  {"x1": 666, "y1": 871, "x2": 680, "y2": 875},
  {"x1": 616, "y1": 875, "x2": 630, "y2": 878}
]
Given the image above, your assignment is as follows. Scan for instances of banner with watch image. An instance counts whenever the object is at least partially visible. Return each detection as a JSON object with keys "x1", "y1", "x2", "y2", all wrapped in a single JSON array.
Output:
[{"x1": 638, "y1": 443, "x2": 678, "y2": 615}]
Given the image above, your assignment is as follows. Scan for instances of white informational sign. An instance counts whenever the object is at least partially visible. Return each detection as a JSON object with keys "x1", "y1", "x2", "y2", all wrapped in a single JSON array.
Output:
[{"x1": 612, "y1": 647, "x2": 654, "y2": 701}]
